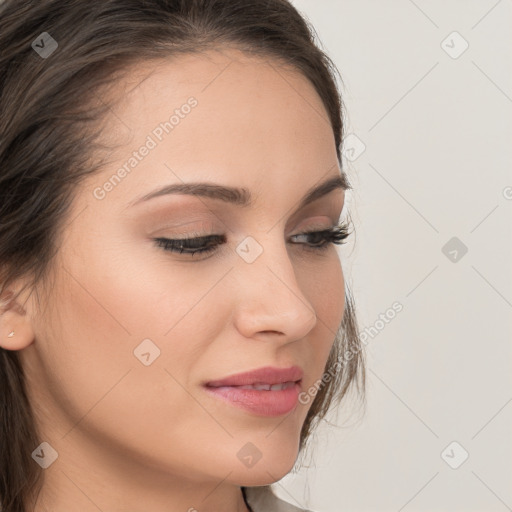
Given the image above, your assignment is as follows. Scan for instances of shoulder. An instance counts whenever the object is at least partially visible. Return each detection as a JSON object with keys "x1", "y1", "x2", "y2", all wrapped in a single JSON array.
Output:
[{"x1": 242, "y1": 485, "x2": 317, "y2": 512}]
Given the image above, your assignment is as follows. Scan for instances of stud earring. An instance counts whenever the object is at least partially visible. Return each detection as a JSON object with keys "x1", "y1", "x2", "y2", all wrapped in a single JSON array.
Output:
[{"x1": 7, "y1": 331, "x2": 15, "y2": 338}]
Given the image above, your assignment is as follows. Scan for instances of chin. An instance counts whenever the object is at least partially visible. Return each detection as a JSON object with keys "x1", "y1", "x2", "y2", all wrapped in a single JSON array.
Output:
[{"x1": 232, "y1": 447, "x2": 299, "y2": 486}]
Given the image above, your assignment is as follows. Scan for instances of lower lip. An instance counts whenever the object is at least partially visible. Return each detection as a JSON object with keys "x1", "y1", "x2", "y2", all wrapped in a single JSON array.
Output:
[{"x1": 203, "y1": 381, "x2": 301, "y2": 417}]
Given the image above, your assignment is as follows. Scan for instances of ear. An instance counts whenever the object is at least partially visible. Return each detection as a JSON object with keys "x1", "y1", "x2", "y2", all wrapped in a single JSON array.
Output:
[{"x1": 0, "y1": 285, "x2": 35, "y2": 351}]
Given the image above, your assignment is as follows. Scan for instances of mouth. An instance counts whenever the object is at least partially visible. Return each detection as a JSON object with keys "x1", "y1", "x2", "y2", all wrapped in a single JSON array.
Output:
[
  {"x1": 225, "y1": 380, "x2": 299, "y2": 391},
  {"x1": 205, "y1": 379, "x2": 301, "y2": 390},
  {"x1": 204, "y1": 365, "x2": 304, "y2": 388},
  {"x1": 203, "y1": 379, "x2": 303, "y2": 417}
]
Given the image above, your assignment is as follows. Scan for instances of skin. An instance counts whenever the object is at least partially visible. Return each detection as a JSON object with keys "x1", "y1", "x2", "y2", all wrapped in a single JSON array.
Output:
[{"x1": 1, "y1": 47, "x2": 346, "y2": 512}]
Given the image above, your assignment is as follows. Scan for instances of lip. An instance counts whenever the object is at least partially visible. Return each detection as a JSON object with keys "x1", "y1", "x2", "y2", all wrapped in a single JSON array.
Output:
[
  {"x1": 203, "y1": 381, "x2": 301, "y2": 417},
  {"x1": 204, "y1": 365, "x2": 303, "y2": 387},
  {"x1": 203, "y1": 365, "x2": 303, "y2": 417}
]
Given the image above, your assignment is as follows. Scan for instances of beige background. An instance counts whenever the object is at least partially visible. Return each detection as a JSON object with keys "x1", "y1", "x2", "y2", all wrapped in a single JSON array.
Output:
[{"x1": 273, "y1": 1, "x2": 512, "y2": 511}]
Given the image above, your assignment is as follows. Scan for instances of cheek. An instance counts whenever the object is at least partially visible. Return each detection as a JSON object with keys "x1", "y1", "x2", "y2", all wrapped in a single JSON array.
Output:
[
  {"x1": 48, "y1": 230, "x2": 229, "y2": 388},
  {"x1": 36, "y1": 269, "x2": 144, "y2": 431},
  {"x1": 301, "y1": 254, "x2": 345, "y2": 375},
  {"x1": 317, "y1": 255, "x2": 345, "y2": 323},
  {"x1": 307, "y1": 252, "x2": 344, "y2": 325},
  {"x1": 36, "y1": 253, "x2": 217, "y2": 464}
]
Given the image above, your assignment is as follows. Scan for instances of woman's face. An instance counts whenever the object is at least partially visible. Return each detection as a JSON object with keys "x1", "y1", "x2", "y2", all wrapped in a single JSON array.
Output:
[{"x1": 19, "y1": 48, "x2": 346, "y2": 507}]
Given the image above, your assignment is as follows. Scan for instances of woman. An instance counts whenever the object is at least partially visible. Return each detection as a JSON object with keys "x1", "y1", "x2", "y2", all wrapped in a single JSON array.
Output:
[{"x1": 0, "y1": 1, "x2": 366, "y2": 511}]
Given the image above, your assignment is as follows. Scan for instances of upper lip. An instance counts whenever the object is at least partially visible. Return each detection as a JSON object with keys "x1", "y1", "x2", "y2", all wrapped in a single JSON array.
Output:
[{"x1": 205, "y1": 365, "x2": 303, "y2": 387}]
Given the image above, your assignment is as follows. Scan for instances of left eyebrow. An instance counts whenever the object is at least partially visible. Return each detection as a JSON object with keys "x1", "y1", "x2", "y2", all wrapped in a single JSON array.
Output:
[{"x1": 128, "y1": 173, "x2": 350, "y2": 209}]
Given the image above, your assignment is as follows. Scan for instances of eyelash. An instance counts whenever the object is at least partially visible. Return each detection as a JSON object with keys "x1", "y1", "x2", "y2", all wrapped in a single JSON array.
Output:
[{"x1": 153, "y1": 222, "x2": 351, "y2": 257}]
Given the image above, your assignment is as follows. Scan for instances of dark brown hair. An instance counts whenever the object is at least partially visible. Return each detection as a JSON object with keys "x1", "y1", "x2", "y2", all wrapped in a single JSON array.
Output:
[{"x1": 0, "y1": 0, "x2": 366, "y2": 510}]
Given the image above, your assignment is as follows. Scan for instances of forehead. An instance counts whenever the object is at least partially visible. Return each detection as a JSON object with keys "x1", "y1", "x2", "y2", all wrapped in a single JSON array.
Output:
[{"x1": 88, "y1": 47, "x2": 340, "y2": 210}]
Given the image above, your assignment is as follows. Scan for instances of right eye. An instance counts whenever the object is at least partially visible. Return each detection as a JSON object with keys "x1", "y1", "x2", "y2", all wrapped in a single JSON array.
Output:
[{"x1": 153, "y1": 234, "x2": 226, "y2": 256}]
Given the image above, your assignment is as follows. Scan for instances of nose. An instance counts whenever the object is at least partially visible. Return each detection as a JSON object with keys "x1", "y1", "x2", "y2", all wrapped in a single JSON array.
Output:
[{"x1": 231, "y1": 235, "x2": 318, "y2": 344}]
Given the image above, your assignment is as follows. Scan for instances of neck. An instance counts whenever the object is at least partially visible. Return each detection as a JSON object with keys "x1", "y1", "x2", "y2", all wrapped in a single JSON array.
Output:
[{"x1": 30, "y1": 434, "x2": 251, "y2": 512}]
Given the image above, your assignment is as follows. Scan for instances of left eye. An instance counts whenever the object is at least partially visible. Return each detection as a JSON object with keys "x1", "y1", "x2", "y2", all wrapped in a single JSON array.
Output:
[{"x1": 153, "y1": 222, "x2": 351, "y2": 257}]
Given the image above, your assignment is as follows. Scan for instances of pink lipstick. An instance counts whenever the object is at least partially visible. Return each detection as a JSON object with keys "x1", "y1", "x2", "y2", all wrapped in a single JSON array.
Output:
[{"x1": 203, "y1": 365, "x2": 303, "y2": 417}]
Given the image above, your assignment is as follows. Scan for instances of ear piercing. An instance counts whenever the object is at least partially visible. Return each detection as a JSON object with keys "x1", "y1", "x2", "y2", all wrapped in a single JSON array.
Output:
[{"x1": 7, "y1": 331, "x2": 15, "y2": 338}]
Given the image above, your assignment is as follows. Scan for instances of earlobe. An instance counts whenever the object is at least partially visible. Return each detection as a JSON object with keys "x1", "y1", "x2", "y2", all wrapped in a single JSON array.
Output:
[{"x1": 0, "y1": 289, "x2": 35, "y2": 351}]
